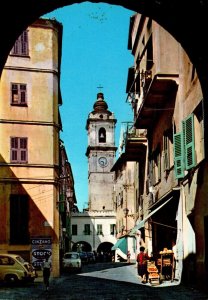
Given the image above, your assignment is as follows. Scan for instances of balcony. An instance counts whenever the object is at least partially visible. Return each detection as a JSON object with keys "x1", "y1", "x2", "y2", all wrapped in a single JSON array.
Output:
[
  {"x1": 112, "y1": 123, "x2": 147, "y2": 170},
  {"x1": 135, "y1": 74, "x2": 178, "y2": 129},
  {"x1": 125, "y1": 127, "x2": 147, "y2": 162}
]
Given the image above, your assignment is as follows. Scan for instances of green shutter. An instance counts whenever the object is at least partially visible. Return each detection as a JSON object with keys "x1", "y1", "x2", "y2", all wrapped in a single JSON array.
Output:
[
  {"x1": 173, "y1": 132, "x2": 184, "y2": 178},
  {"x1": 183, "y1": 114, "x2": 195, "y2": 170}
]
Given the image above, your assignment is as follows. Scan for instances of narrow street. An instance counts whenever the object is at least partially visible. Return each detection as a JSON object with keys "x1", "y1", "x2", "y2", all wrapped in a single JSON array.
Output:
[{"x1": 0, "y1": 262, "x2": 207, "y2": 300}]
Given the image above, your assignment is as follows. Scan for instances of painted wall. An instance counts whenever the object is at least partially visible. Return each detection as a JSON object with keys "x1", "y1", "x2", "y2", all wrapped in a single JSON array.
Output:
[{"x1": 0, "y1": 19, "x2": 62, "y2": 277}]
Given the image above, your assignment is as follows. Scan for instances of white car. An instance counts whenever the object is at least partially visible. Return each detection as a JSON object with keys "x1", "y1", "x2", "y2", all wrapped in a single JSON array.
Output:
[{"x1": 62, "y1": 252, "x2": 82, "y2": 272}]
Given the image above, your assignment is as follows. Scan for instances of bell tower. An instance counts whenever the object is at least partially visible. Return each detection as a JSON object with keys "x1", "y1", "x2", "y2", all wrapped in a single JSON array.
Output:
[{"x1": 85, "y1": 93, "x2": 117, "y2": 211}]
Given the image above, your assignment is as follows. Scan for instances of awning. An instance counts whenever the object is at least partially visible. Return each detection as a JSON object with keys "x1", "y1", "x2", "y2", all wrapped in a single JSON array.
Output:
[
  {"x1": 111, "y1": 237, "x2": 127, "y2": 254},
  {"x1": 130, "y1": 196, "x2": 173, "y2": 233}
]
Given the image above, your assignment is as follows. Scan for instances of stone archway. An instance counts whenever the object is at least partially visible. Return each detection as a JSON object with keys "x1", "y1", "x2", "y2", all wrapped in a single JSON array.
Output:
[
  {"x1": 1, "y1": 0, "x2": 208, "y2": 96},
  {"x1": 1, "y1": 2, "x2": 208, "y2": 158},
  {"x1": 1, "y1": 1, "x2": 208, "y2": 291},
  {"x1": 96, "y1": 242, "x2": 114, "y2": 262},
  {"x1": 72, "y1": 241, "x2": 91, "y2": 252}
]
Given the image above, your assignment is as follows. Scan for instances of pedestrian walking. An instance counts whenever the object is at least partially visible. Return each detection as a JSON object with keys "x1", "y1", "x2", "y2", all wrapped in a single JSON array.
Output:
[
  {"x1": 136, "y1": 246, "x2": 149, "y2": 283},
  {"x1": 42, "y1": 255, "x2": 52, "y2": 291}
]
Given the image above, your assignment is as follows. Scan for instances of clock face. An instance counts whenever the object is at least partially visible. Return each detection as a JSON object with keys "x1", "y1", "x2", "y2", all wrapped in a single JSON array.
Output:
[{"x1": 98, "y1": 156, "x2": 108, "y2": 167}]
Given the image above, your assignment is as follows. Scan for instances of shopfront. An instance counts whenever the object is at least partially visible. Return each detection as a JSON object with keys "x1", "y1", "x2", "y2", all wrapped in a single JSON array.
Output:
[{"x1": 131, "y1": 190, "x2": 183, "y2": 284}]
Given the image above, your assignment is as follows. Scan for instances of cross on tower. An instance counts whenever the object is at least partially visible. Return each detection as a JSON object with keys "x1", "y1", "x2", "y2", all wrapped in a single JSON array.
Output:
[{"x1": 97, "y1": 85, "x2": 103, "y2": 92}]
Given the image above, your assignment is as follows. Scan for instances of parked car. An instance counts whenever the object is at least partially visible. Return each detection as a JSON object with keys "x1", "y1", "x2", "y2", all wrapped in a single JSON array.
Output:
[
  {"x1": 0, "y1": 253, "x2": 37, "y2": 284},
  {"x1": 79, "y1": 252, "x2": 88, "y2": 264},
  {"x1": 86, "y1": 252, "x2": 96, "y2": 263},
  {"x1": 62, "y1": 252, "x2": 82, "y2": 272}
]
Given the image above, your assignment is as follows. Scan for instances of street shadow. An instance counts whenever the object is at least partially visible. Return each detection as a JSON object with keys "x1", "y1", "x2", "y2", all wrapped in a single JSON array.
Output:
[
  {"x1": 53, "y1": 271, "x2": 208, "y2": 299},
  {"x1": 61, "y1": 262, "x2": 134, "y2": 276}
]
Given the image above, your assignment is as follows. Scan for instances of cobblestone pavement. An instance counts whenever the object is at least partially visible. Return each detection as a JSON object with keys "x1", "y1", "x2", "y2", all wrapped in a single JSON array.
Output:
[{"x1": 0, "y1": 262, "x2": 208, "y2": 300}]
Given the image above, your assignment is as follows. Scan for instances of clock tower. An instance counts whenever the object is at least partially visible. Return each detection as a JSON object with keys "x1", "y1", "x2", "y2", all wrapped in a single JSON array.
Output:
[{"x1": 86, "y1": 93, "x2": 117, "y2": 211}]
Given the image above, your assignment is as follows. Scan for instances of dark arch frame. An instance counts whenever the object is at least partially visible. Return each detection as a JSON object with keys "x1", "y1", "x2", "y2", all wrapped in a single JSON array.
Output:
[{"x1": 1, "y1": 1, "x2": 208, "y2": 156}]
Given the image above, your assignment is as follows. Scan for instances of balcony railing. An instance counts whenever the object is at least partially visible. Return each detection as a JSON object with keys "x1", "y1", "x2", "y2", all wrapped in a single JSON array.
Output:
[
  {"x1": 140, "y1": 69, "x2": 152, "y2": 95},
  {"x1": 119, "y1": 122, "x2": 147, "y2": 155}
]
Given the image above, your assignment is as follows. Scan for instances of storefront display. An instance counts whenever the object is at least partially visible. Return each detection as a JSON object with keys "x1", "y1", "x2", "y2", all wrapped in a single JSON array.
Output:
[
  {"x1": 147, "y1": 261, "x2": 160, "y2": 285},
  {"x1": 157, "y1": 248, "x2": 175, "y2": 282}
]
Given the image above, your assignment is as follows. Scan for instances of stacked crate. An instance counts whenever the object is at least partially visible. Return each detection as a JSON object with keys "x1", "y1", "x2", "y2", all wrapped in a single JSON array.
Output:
[{"x1": 147, "y1": 261, "x2": 160, "y2": 285}]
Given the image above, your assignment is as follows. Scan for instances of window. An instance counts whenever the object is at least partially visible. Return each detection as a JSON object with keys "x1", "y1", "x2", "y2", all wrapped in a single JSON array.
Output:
[
  {"x1": 97, "y1": 224, "x2": 103, "y2": 235},
  {"x1": 10, "y1": 195, "x2": 29, "y2": 244},
  {"x1": 163, "y1": 129, "x2": 173, "y2": 172},
  {"x1": 110, "y1": 224, "x2": 115, "y2": 235},
  {"x1": 84, "y1": 224, "x2": 90, "y2": 235},
  {"x1": 0, "y1": 256, "x2": 15, "y2": 265},
  {"x1": 151, "y1": 146, "x2": 161, "y2": 185},
  {"x1": 11, "y1": 83, "x2": 27, "y2": 105},
  {"x1": 173, "y1": 114, "x2": 196, "y2": 179},
  {"x1": 163, "y1": 134, "x2": 170, "y2": 171},
  {"x1": 72, "y1": 224, "x2": 77, "y2": 236},
  {"x1": 99, "y1": 127, "x2": 106, "y2": 143},
  {"x1": 10, "y1": 30, "x2": 29, "y2": 56},
  {"x1": 10, "y1": 137, "x2": 28, "y2": 163}
]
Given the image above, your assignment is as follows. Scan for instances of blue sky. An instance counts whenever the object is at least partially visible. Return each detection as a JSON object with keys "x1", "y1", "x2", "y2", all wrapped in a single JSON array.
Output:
[{"x1": 44, "y1": 3, "x2": 134, "y2": 211}]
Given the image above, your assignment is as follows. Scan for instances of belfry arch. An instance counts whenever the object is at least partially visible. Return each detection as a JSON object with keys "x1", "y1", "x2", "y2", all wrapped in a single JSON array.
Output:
[{"x1": 2, "y1": 1, "x2": 208, "y2": 154}]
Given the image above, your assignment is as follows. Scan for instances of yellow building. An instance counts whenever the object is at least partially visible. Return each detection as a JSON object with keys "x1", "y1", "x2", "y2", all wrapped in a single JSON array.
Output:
[{"x1": 0, "y1": 18, "x2": 63, "y2": 277}]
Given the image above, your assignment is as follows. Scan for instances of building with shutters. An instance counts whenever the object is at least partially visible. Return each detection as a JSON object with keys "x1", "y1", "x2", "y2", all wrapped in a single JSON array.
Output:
[
  {"x1": 0, "y1": 18, "x2": 65, "y2": 277},
  {"x1": 124, "y1": 13, "x2": 207, "y2": 287}
]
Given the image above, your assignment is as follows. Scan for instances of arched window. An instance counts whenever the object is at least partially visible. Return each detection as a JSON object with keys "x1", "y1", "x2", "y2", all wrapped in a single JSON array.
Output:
[{"x1": 99, "y1": 128, "x2": 106, "y2": 143}]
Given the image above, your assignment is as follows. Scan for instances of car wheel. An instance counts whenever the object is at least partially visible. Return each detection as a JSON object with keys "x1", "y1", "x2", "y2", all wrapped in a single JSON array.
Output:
[{"x1": 5, "y1": 274, "x2": 18, "y2": 284}]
